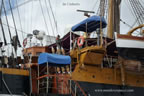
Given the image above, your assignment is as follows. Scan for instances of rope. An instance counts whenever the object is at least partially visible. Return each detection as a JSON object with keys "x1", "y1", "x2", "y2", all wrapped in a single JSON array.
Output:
[
  {"x1": 128, "y1": 0, "x2": 140, "y2": 24},
  {"x1": 136, "y1": 0, "x2": 144, "y2": 23},
  {"x1": 48, "y1": 0, "x2": 59, "y2": 35},
  {"x1": 129, "y1": 0, "x2": 144, "y2": 25},
  {"x1": 2, "y1": 22, "x2": 28, "y2": 34},
  {"x1": 133, "y1": 0, "x2": 144, "y2": 24},
  {"x1": 91, "y1": 0, "x2": 99, "y2": 11},
  {"x1": 125, "y1": 0, "x2": 137, "y2": 28},
  {"x1": 120, "y1": 19, "x2": 133, "y2": 28},
  {"x1": 16, "y1": 0, "x2": 24, "y2": 40},
  {"x1": 2, "y1": 73, "x2": 13, "y2": 95},
  {"x1": 39, "y1": 0, "x2": 52, "y2": 43},
  {"x1": 96, "y1": 0, "x2": 108, "y2": 35},
  {"x1": 0, "y1": 1, "x2": 7, "y2": 45},
  {"x1": 0, "y1": 19, "x2": 7, "y2": 45},
  {"x1": 2, "y1": 0, "x2": 12, "y2": 43},
  {"x1": 30, "y1": 0, "x2": 33, "y2": 32},
  {"x1": 44, "y1": 0, "x2": 55, "y2": 36},
  {"x1": 6, "y1": 0, "x2": 33, "y2": 12},
  {"x1": 8, "y1": 0, "x2": 21, "y2": 47}
]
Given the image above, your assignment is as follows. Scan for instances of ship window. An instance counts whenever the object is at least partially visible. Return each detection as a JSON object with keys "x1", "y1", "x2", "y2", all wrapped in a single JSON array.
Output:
[{"x1": 92, "y1": 75, "x2": 96, "y2": 78}]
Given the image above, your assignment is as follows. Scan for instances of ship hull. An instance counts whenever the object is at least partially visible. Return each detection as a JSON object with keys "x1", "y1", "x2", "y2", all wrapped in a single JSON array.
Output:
[
  {"x1": 117, "y1": 48, "x2": 144, "y2": 61},
  {"x1": 115, "y1": 33, "x2": 144, "y2": 61},
  {"x1": 75, "y1": 81, "x2": 144, "y2": 96},
  {"x1": 0, "y1": 69, "x2": 30, "y2": 95}
]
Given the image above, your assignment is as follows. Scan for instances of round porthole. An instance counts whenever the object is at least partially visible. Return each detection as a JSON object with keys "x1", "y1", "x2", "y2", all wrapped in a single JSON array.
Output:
[
  {"x1": 92, "y1": 75, "x2": 96, "y2": 78},
  {"x1": 136, "y1": 80, "x2": 140, "y2": 83}
]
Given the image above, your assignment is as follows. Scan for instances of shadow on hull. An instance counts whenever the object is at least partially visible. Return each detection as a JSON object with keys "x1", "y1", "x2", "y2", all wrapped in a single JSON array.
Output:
[{"x1": 75, "y1": 81, "x2": 144, "y2": 96}]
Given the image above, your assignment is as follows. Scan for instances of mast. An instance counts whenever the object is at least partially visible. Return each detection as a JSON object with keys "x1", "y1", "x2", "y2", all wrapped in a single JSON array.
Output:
[
  {"x1": 114, "y1": 0, "x2": 121, "y2": 34},
  {"x1": 107, "y1": 0, "x2": 121, "y2": 38},
  {"x1": 107, "y1": 0, "x2": 114, "y2": 38}
]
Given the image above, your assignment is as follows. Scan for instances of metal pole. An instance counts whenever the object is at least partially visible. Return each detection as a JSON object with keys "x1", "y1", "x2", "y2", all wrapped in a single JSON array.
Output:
[
  {"x1": 70, "y1": 31, "x2": 72, "y2": 50},
  {"x1": 62, "y1": 74, "x2": 63, "y2": 94},
  {"x1": 75, "y1": 84, "x2": 77, "y2": 96},
  {"x1": 97, "y1": 29, "x2": 100, "y2": 46},
  {"x1": 46, "y1": 62, "x2": 49, "y2": 93},
  {"x1": 69, "y1": 64, "x2": 72, "y2": 94},
  {"x1": 85, "y1": 23, "x2": 88, "y2": 47},
  {"x1": 29, "y1": 67, "x2": 32, "y2": 96},
  {"x1": 100, "y1": 16, "x2": 103, "y2": 46},
  {"x1": 0, "y1": 47, "x2": 2, "y2": 67},
  {"x1": 28, "y1": 52, "x2": 32, "y2": 95},
  {"x1": 38, "y1": 65, "x2": 39, "y2": 94}
]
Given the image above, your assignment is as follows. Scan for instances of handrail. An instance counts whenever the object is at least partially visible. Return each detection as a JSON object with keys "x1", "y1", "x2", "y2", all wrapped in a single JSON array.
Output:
[
  {"x1": 127, "y1": 24, "x2": 144, "y2": 36},
  {"x1": 37, "y1": 74, "x2": 70, "y2": 80}
]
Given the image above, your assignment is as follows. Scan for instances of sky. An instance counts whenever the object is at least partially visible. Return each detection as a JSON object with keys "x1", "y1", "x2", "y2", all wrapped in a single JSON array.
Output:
[
  {"x1": 0, "y1": 0, "x2": 138, "y2": 42},
  {"x1": 1, "y1": 0, "x2": 100, "y2": 44},
  {"x1": 0, "y1": 0, "x2": 143, "y2": 56}
]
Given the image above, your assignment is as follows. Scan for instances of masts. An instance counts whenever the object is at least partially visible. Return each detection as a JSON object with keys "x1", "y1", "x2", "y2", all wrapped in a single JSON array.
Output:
[
  {"x1": 113, "y1": 0, "x2": 121, "y2": 34},
  {"x1": 107, "y1": 0, "x2": 121, "y2": 38},
  {"x1": 107, "y1": 0, "x2": 114, "y2": 39}
]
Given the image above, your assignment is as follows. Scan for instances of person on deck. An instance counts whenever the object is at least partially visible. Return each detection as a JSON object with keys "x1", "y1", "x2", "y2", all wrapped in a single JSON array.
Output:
[{"x1": 56, "y1": 35, "x2": 61, "y2": 50}]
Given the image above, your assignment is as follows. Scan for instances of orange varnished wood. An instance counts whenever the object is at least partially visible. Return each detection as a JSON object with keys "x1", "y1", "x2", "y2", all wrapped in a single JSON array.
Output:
[
  {"x1": 117, "y1": 34, "x2": 144, "y2": 41},
  {"x1": 23, "y1": 46, "x2": 50, "y2": 56},
  {"x1": 72, "y1": 64, "x2": 144, "y2": 87}
]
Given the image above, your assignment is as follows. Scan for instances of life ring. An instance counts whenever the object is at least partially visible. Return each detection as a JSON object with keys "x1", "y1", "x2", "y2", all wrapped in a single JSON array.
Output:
[
  {"x1": 77, "y1": 36, "x2": 84, "y2": 47},
  {"x1": 23, "y1": 38, "x2": 27, "y2": 47}
]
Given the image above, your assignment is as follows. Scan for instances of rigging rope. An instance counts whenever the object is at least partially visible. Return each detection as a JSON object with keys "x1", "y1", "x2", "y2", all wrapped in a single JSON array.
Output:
[
  {"x1": 30, "y1": 0, "x2": 33, "y2": 32},
  {"x1": 39, "y1": 0, "x2": 52, "y2": 43},
  {"x1": 6, "y1": 0, "x2": 33, "y2": 12},
  {"x1": 135, "y1": 0, "x2": 144, "y2": 22},
  {"x1": 129, "y1": 0, "x2": 141, "y2": 24},
  {"x1": 0, "y1": 1, "x2": 7, "y2": 45},
  {"x1": 44, "y1": 0, "x2": 55, "y2": 37},
  {"x1": 94, "y1": 0, "x2": 108, "y2": 37},
  {"x1": 91, "y1": 0, "x2": 99, "y2": 11},
  {"x1": 8, "y1": 0, "x2": 21, "y2": 47},
  {"x1": 0, "y1": 19, "x2": 7, "y2": 45},
  {"x1": 128, "y1": 0, "x2": 144, "y2": 25},
  {"x1": 24, "y1": 0, "x2": 26, "y2": 35},
  {"x1": 125, "y1": 0, "x2": 137, "y2": 28},
  {"x1": 133, "y1": 0, "x2": 144, "y2": 24},
  {"x1": 96, "y1": 0, "x2": 108, "y2": 18},
  {"x1": 2, "y1": 23, "x2": 28, "y2": 34},
  {"x1": 48, "y1": 0, "x2": 59, "y2": 35},
  {"x1": 120, "y1": 19, "x2": 133, "y2": 28},
  {"x1": 99, "y1": 0, "x2": 106, "y2": 16},
  {"x1": 16, "y1": 0, "x2": 24, "y2": 40},
  {"x1": 2, "y1": 0, "x2": 12, "y2": 43}
]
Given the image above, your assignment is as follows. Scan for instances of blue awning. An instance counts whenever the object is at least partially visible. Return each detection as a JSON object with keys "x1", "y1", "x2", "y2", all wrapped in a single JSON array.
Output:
[
  {"x1": 38, "y1": 53, "x2": 71, "y2": 66},
  {"x1": 71, "y1": 15, "x2": 107, "y2": 33}
]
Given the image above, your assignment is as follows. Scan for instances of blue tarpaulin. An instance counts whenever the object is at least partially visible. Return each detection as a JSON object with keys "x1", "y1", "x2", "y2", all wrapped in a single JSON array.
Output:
[
  {"x1": 71, "y1": 15, "x2": 107, "y2": 33},
  {"x1": 38, "y1": 53, "x2": 71, "y2": 66}
]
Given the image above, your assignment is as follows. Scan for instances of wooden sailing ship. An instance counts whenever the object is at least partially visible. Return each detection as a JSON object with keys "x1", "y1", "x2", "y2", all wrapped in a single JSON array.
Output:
[{"x1": 0, "y1": 0, "x2": 144, "y2": 96}]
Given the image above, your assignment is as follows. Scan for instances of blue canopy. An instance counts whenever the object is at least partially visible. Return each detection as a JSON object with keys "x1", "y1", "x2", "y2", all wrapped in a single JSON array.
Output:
[
  {"x1": 38, "y1": 53, "x2": 71, "y2": 66},
  {"x1": 71, "y1": 15, "x2": 107, "y2": 33}
]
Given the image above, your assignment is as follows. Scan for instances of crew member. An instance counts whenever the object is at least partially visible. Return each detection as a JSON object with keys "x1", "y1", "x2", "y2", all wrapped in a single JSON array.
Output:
[{"x1": 56, "y1": 35, "x2": 61, "y2": 50}]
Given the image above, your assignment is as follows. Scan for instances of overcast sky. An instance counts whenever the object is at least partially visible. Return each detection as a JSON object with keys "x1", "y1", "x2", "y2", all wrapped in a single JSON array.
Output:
[{"x1": 0, "y1": 0, "x2": 142, "y2": 46}]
